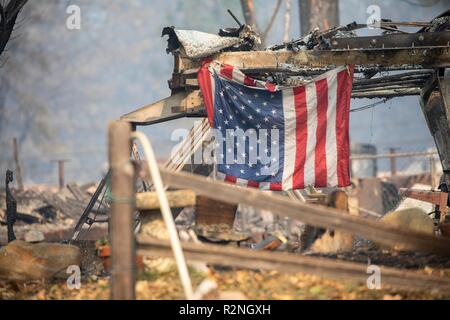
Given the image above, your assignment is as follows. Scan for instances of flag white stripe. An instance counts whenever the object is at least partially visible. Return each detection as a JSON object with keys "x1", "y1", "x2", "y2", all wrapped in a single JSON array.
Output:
[
  {"x1": 210, "y1": 68, "x2": 216, "y2": 113},
  {"x1": 282, "y1": 89, "x2": 296, "y2": 190},
  {"x1": 326, "y1": 73, "x2": 338, "y2": 187},
  {"x1": 236, "y1": 178, "x2": 248, "y2": 187},
  {"x1": 232, "y1": 68, "x2": 245, "y2": 84},
  {"x1": 216, "y1": 172, "x2": 226, "y2": 181},
  {"x1": 259, "y1": 182, "x2": 271, "y2": 190},
  {"x1": 304, "y1": 83, "x2": 317, "y2": 186}
]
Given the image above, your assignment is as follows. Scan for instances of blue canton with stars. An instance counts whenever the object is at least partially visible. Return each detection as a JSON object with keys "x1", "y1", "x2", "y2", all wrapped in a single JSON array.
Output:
[{"x1": 213, "y1": 73, "x2": 285, "y2": 182}]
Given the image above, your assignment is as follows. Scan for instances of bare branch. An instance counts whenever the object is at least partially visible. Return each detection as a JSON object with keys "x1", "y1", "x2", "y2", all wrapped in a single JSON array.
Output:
[{"x1": 240, "y1": 0, "x2": 258, "y2": 30}]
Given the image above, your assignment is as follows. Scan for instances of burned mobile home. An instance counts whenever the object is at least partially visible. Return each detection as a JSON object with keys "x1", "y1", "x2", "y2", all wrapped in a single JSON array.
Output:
[
  {"x1": 2, "y1": 7, "x2": 450, "y2": 300},
  {"x1": 90, "y1": 10, "x2": 450, "y2": 299}
]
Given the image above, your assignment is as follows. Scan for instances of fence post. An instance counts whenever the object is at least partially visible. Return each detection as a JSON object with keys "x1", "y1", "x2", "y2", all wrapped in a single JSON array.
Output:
[
  {"x1": 51, "y1": 159, "x2": 70, "y2": 190},
  {"x1": 389, "y1": 148, "x2": 398, "y2": 176},
  {"x1": 430, "y1": 155, "x2": 437, "y2": 188},
  {"x1": 12, "y1": 138, "x2": 24, "y2": 191},
  {"x1": 109, "y1": 120, "x2": 136, "y2": 300}
]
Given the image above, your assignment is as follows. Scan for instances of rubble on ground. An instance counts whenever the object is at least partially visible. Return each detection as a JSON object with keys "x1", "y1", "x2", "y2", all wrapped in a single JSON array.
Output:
[{"x1": 0, "y1": 183, "x2": 108, "y2": 245}]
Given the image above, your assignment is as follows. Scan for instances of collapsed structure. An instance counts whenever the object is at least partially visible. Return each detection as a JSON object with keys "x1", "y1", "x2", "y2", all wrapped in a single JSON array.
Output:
[
  {"x1": 69, "y1": 10, "x2": 450, "y2": 299},
  {"x1": 114, "y1": 10, "x2": 450, "y2": 224}
]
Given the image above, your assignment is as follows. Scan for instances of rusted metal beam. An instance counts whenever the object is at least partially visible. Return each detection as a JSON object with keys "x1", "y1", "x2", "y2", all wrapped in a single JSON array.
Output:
[{"x1": 399, "y1": 188, "x2": 448, "y2": 223}]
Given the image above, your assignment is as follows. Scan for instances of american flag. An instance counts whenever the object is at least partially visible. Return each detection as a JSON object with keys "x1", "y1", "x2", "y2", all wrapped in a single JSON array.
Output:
[{"x1": 198, "y1": 61, "x2": 354, "y2": 191}]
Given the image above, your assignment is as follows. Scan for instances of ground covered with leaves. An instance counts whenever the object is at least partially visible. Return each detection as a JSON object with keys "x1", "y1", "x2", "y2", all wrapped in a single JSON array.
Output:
[{"x1": 1, "y1": 267, "x2": 449, "y2": 300}]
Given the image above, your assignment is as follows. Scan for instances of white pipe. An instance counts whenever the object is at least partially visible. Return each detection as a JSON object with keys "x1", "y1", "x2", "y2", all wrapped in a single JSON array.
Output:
[{"x1": 131, "y1": 131, "x2": 194, "y2": 300}]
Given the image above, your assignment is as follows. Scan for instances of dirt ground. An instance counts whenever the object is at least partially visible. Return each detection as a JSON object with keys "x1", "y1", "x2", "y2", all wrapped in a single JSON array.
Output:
[
  {"x1": 1, "y1": 266, "x2": 449, "y2": 300},
  {"x1": 1, "y1": 237, "x2": 450, "y2": 300}
]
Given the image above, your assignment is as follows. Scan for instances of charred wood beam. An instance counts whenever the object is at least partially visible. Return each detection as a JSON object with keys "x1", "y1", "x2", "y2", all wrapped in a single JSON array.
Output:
[
  {"x1": 353, "y1": 71, "x2": 433, "y2": 85},
  {"x1": 353, "y1": 80, "x2": 425, "y2": 90},
  {"x1": 351, "y1": 88, "x2": 421, "y2": 98},
  {"x1": 5, "y1": 170, "x2": 16, "y2": 242},
  {"x1": 235, "y1": 66, "x2": 431, "y2": 77},
  {"x1": 353, "y1": 84, "x2": 423, "y2": 91},
  {"x1": 208, "y1": 48, "x2": 450, "y2": 70},
  {"x1": 174, "y1": 47, "x2": 450, "y2": 78}
]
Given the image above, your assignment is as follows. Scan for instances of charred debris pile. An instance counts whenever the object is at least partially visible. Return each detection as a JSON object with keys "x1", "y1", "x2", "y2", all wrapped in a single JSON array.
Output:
[{"x1": 161, "y1": 11, "x2": 450, "y2": 99}]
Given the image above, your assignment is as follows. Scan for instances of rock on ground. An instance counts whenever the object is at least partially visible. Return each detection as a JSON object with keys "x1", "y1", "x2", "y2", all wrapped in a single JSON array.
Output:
[
  {"x1": 309, "y1": 230, "x2": 354, "y2": 254},
  {"x1": 379, "y1": 208, "x2": 435, "y2": 251},
  {"x1": 0, "y1": 241, "x2": 81, "y2": 281},
  {"x1": 380, "y1": 208, "x2": 435, "y2": 234}
]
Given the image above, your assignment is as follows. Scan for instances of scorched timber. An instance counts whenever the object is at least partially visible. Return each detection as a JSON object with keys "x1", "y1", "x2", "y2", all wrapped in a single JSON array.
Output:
[{"x1": 179, "y1": 47, "x2": 450, "y2": 71}]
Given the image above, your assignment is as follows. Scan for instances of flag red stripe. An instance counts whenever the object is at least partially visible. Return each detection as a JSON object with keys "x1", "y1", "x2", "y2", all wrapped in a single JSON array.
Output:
[
  {"x1": 197, "y1": 61, "x2": 215, "y2": 126},
  {"x1": 293, "y1": 86, "x2": 307, "y2": 189},
  {"x1": 220, "y1": 65, "x2": 234, "y2": 80},
  {"x1": 336, "y1": 67, "x2": 353, "y2": 186},
  {"x1": 314, "y1": 79, "x2": 328, "y2": 187},
  {"x1": 244, "y1": 76, "x2": 256, "y2": 87},
  {"x1": 270, "y1": 182, "x2": 283, "y2": 191},
  {"x1": 247, "y1": 180, "x2": 260, "y2": 188},
  {"x1": 265, "y1": 82, "x2": 277, "y2": 92},
  {"x1": 225, "y1": 175, "x2": 237, "y2": 183}
]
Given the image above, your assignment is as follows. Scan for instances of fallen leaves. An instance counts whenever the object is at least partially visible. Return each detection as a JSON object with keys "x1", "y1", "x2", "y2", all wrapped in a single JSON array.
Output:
[{"x1": 0, "y1": 266, "x2": 449, "y2": 300}]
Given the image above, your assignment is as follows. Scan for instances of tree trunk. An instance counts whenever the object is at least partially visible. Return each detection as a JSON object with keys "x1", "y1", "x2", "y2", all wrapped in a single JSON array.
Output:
[
  {"x1": 299, "y1": 0, "x2": 339, "y2": 35},
  {"x1": 240, "y1": 0, "x2": 258, "y2": 30},
  {"x1": 284, "y1": 0, "x2": 292, "y2": 42}
]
